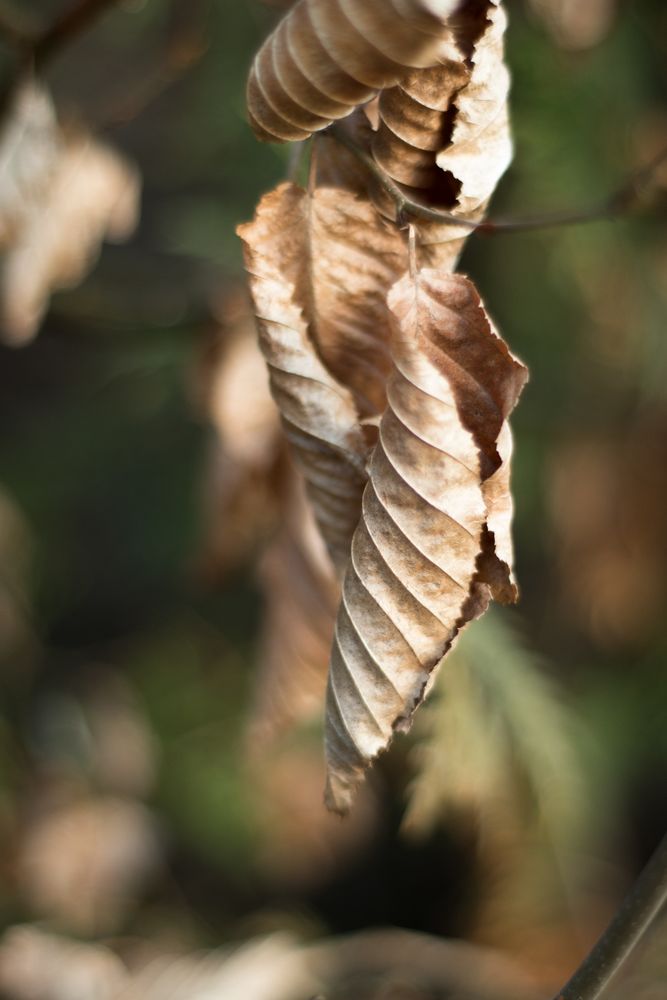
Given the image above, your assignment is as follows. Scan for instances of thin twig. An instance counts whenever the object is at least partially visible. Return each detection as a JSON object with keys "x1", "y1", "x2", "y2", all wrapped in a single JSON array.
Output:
[
  {"x1": 0, "y1": 1, "x2": 36, "y2": 50},
  {"x1": 32, "y1": 0, "x2": 122, "y2": 71},
  {"x1": 99, "y1": 33, "x2": 208, "y2": 130},
  {"x1": 552, "y1": 832, "x2": 667, "y2": 1000},
  {"x1": 327, "y1": 125, "x2": 667, "y2": 236}
]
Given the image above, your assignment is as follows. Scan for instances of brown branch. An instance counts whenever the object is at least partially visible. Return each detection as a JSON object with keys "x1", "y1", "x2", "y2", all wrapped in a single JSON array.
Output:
[
  {"x1": 32, "y1": 0, "x2": 122, "y2": 71},
  {"x1": 0, "y1": 2, "x2": 37, "y2": 51},
  {"x1": 327, "y1": 125, "x2": 667, "y2": 236},
  {"x1": 552, "y1": 832, "x2": 667, "y2": 1000}
]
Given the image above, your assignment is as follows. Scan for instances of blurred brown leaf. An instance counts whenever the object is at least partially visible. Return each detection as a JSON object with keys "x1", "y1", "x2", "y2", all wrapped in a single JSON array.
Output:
[
  {"x1": 251, "y1": 740, "x2": 378, "y2": 889},
  {"x1": 1, "y1": 124, "x2": 140, "y2": 344},
  {"x1": 18, "y1": 796, "x2": 161, "y2": 934},
  {"x1": 0, "y1": 926, "x2": 127, "y2": 1000},
  {"x1": 548, "y1": 420, "x2": 667, "y2": 647},
  {"x1": 250, "y1": 470, "x2": 338, "y2": 747},
  {"x1": 527, "y1": 0, "x2": 617, "y2": 50},
  {"x1": 195, "y1": 294, "x2": 284, "y2": 581}
]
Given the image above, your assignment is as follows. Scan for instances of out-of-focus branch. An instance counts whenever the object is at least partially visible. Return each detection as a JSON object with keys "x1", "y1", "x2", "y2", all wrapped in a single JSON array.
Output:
[
  {"x1": 0, "y1": 0, "x2": 121, "y2": 72},
  {"x1": 100, "y1": 0, "x2": 210, "y2": 130},
  {"x1": 552, "y1": 832, "x2": 667, "y2": 1000},
  {"x1": 33, "y1": 0, "x2": 122, "y2": 70},
  {"x1": 0, "y1": 2, "x2": 36, "y2": 51},
  {"x1": 0, "y1": 0, "x2": 122, "y2": 116}
]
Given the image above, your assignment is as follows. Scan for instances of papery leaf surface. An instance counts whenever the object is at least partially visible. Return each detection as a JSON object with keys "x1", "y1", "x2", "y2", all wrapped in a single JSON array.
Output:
[{"x1": 325, "y1": 269, "x2": 527, "y2": 811}]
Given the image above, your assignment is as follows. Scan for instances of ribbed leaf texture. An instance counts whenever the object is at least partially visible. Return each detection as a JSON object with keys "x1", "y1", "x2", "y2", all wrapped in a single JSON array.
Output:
[
  {"x1": 247, "y1": 0, "x2": 463, "y2": 142},
  {"x1": 325, "y1": 271, "x2": 527, "y2": 812},
  {"x1": 241, "y1": 0, "x2": 524, "y2": 810}
]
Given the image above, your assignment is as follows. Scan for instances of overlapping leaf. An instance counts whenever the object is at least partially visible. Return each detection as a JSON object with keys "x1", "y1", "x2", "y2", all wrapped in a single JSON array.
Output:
[
  {"x1": 372, "y1": 0, "x2": 512, "y2": 270},
  {"x1": 325, "y1": 271, "x2": 527, "y2": 811},
  {"x1": 238, "y1": 181, "x2": 406, "y2": 570},
  {"x1": 247, "y1": 0, "x2": 463, "y2": 142},
  {"x1": 241, "y1": 0, "x2": 524, "y2": 809}
]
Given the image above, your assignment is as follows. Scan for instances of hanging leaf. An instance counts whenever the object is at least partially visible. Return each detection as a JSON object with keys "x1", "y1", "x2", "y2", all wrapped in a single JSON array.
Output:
[
  {"x1": 1, "y1": 128, "x2": 140, "y2": 345},
  {"x1": 238, "y1": 180, "x2": 406, "y2": 570},
  {"x1": 434, "y1": 1, "x2": 512, "y2": 219},
  {"x1": 325, "y1": 270, "x2": 527, "y2": 812},
  {"x1": 362, "y1": 2, "x2": 512, "y2": 272},
  {"x1": 247, "y1": 0, "x2": 463, "y2": 142}
]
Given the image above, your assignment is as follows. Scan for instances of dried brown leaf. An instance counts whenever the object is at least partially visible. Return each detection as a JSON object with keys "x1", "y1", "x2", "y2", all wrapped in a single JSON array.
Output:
[
  {"x1": 425, "y1": 1, "x2": 512, "y2": 267},
  {"x1": 238, "y1": 181, "x2": 406, "y2": 570},
  {"x1": 247, "y1": 0, "x2": 463, "y2": 142},
  {"x1": 325, "y1": 270, "x2": 527, "y2": 811},
  {"x1": 1, "y1": 129, "x2": 140, "y2": 345},
  {"x1": 370, "y1": 1, "x2": 512, "y2": 271},
  {"x1": 434, "y1": 1, "x2": 511, "y2": 218}
]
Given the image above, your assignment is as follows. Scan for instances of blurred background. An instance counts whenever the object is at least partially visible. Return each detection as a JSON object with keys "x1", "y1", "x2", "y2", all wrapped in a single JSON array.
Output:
[{"x1": 0, "y1": 1, "x2": 665, "y2": 997}]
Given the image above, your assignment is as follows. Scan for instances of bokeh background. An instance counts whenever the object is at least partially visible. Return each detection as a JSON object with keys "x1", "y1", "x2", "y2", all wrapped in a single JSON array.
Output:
[{"x1": 0, "y1": 1, "x2": 666, "y2": 997}]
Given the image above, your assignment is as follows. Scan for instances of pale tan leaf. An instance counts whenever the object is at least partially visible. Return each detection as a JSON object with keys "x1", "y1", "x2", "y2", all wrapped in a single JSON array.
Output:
[
  {"x1": 0, "y1": 78, "x2": 60, "y2": 247},
  {"x1": 1, "y1": 130, "x2": 140, "y2": 345},
  {"x1": 528, "y1": 0, "x2": 617, "y2": 51},
  {"x1": 238, "y1": 181, "x2": 406, "y2": 569},
  {"x1": 18, "y1": 797, "x2": 160, "y2": 934},
  {"x1": 325, "y1": 271, "x2": 527, "y2": 811},
  {"x1": 247, "y1": 0, "x2": 463, "y2": 142},
  {"x1": 114, "y1": 935, "x2": 315, "y2": 1000},
  {"x1": 0, "y1": 927, "x2": 128, "y2": 1000}
]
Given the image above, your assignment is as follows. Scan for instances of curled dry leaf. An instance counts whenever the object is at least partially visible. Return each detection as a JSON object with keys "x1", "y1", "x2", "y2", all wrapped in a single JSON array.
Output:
[
  {"x1": 325, "y1": 271, "x2": 527, "y2": 812},
  {"x1": 238, "y1": 180, "x2": 406, "y2": 570},
  {"x1": 1, "y1": 129, "x2": 140, "y2": 345},
  {"x1": 421, "y1": 4, "x2": 513, "y2": 263},
  {"x1": 247, "y1": 0, "x2": 463, "y2": 142}
]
